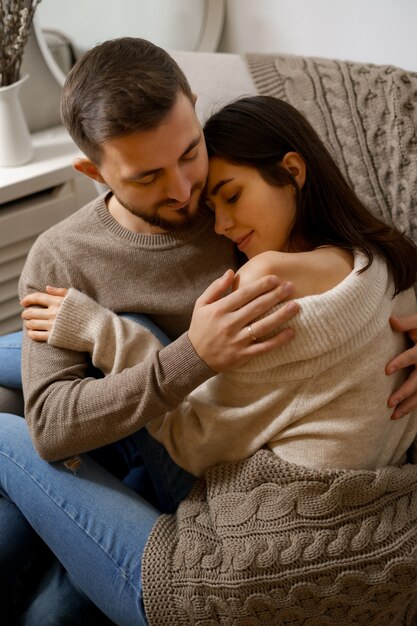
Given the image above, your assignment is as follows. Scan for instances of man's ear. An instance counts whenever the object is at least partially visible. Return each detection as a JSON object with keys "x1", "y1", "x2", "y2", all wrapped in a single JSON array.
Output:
[
  {"x1": 191, "y1": 93, "x2": 198, "y2": 107},
  {"x1": 281, "y1": 152, "x2": 306, "y2": 189},
  {"x1": 73, "y1": 158, "x2": 106, "y2": 184}
]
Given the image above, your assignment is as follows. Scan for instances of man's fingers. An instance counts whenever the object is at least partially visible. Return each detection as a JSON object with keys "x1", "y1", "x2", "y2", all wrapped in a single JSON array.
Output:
[
  {"x1": 225, "y1": 275, "x2": 286, "y2": 313},
  {"x1": 388, "y1": 367, "x2": 417, "y2": 407},
  {"x1": 390, "y1": 314, "x2": 417, "y2": 334},
  {"x1": 247, "y1": 300, "x2": 300, "y2": 339},
  {"x1": 245, "y1": 326, "x2": 295, "y2": 355},
  {"x1": 196, "y1": 270, "x2": 236, "y2": 306},
  {"x1": 189, "y1": 274, "x2": 297, "y2": 372},
  {"x1": 386, "y1": 344, "x2": 417, "y2": 375},
  {"x1": 390, "y1": 373, "x2": 417, "y2": 418}
]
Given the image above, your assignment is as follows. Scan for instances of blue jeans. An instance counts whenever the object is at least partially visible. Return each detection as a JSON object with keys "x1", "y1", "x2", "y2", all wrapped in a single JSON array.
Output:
[
  {"x1": 0, "y1": 319, "x2": 195, "y2": 624},
  {"x1": 0, "y1": 330, "x2": 22, "y2": 388},
  {"x1": 0, "y1": 413, "x2": 160, "y2": 626}
]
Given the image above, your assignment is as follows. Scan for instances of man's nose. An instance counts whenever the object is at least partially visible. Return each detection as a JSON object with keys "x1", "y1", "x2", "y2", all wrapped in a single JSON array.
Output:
[{"x1": 166, "y1": 168, "x2": 191, "y2": 203}]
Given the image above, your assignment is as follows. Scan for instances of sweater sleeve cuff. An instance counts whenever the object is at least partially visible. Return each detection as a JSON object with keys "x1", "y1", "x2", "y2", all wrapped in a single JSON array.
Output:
[
  {"x1": 156, "y1": 332, "x2": 217, "y2": 405},
  {"x1": 48, "y1": 288, "x2": 109, "y2": 353}
]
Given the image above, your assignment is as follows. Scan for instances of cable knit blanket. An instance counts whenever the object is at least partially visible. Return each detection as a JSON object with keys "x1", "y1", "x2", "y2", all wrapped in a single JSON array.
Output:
[
  {"x1": 143, "y1": 449, "x2": 417, "y2": 625},
  {"x1": 245, "y1": 53, "x2": 417, "y2": 244}
]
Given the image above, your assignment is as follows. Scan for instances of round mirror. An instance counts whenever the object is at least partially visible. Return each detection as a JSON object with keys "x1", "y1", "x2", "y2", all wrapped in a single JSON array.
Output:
[{"x1": 34, "y1": 0, "x2": 225, "y2": 86}]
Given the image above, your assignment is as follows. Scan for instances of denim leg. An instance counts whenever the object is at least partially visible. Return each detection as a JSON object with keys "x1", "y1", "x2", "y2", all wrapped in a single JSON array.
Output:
[
  {"x1": 0, "y1": 496, "x2": 51, "y2": 623},
  {"x1": 118, "y1": 314, "x2": 196, "y2": 512},
  {"x1": 19, "y1": 560, "x2": 115, "y2": 626},
  {"x1": 0, "y1": 413, "x2": 158, "y2": 626},
  {"x1": 132, "y1": 428, "x2": 195, "y2": 513},
  {"x1": 0, "y1": 330, "x2": 23, "y2": 388}
]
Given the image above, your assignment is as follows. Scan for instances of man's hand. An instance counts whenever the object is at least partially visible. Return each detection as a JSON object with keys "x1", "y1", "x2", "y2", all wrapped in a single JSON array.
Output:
[
  {"x1": 386, "y1": 314, "x2": 417, "y2": 419},
  {"x1": 20, "y1": 286, "x2": 68, "y2": 342},
  {"x1": 188, "y1": 269, "x2": 299, "y2": 372}
]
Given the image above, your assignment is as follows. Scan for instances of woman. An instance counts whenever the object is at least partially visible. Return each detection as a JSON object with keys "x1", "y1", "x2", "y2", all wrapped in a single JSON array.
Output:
[{"x1": 3, "y1": 96, "x2": 417, "y2": 625}]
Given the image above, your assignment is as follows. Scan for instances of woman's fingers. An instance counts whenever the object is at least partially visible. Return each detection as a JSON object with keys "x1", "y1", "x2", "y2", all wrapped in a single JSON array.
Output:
[
  {"x1": 23, "y1": 318, "x2": 53, "y2": 332},
  {"x1": 21, "y1": 288, "x2": 68, "y2": 308},
  {"x1": 26, "y1": 329, "x2": 50, "y2": 342},
  {"x1": 20, "y1": 288, "x2": 67, "y2": 340},
  {"x1": 22, "y1": 306, "x2": 52, "y2": 320},
  {"x1": 46, "y1": 286, "x2": 69, "y2": 297},
  {"x1": 21, "y1": 291, "x2": 53, "y2": 308}
]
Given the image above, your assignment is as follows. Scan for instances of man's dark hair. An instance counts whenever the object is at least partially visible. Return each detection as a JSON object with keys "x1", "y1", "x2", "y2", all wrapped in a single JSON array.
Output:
[{"x1": 60, "y1": 37, "x2": 193, "y2": 164}]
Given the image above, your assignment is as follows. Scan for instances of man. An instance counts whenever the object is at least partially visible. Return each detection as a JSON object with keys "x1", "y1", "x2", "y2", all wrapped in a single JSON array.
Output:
[{"x1": 0, "y1": 37, "x2": 299, "y2": 624}]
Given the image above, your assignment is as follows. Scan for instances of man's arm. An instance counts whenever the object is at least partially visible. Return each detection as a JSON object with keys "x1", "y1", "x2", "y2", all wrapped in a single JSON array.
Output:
[
  {"x1": 18, "y1": 239, "x2": 214, "y2": 462},
  {"x1": 20, "y1": 245, "x2": 297, "y2": 462}
]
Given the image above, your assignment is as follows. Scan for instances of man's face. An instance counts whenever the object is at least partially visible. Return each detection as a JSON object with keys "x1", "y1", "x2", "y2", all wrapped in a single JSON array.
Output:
[{"x1": 91, "y1": 92, "x2": 208, "y2": 234}]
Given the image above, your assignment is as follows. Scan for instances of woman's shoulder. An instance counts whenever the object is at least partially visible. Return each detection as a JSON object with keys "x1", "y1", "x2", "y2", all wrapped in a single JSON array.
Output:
[{"x1": 235, "y1": 247, "x2": 354, "y2": 298}]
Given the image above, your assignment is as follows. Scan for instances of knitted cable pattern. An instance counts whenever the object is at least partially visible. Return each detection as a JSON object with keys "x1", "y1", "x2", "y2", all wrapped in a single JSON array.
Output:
[
  {"x1": 245, "y1": 53, "x2": 417, "y2": 243},
  {"x1": 142, "y1": 449, "x2": 417, "y2": 625}
]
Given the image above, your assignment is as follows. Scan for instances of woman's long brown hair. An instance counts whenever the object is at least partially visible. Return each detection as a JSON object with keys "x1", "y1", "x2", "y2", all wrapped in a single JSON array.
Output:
[{"x1": 204, "y1": 96, "x2": 417, "y2": 295}]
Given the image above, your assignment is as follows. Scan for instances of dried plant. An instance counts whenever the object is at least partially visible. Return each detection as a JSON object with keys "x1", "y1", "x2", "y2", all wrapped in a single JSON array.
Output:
[{"x1": 0, "y1": 0, "x2": 41, "y2": 87}]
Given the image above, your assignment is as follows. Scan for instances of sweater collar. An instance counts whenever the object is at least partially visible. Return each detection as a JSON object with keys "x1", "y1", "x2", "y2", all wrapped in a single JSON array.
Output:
[{"x1": 238, "y1": 252, "x2": 394, "y2": 373}]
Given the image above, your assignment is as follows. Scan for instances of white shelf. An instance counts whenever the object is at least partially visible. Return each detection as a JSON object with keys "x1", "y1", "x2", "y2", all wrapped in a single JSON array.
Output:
[
  {"x1": 0, "y1": 126, "x2": 98, "y2": 334},
  {"x1": 0, "y1": 125, "x2": 84, "y2": 204}
]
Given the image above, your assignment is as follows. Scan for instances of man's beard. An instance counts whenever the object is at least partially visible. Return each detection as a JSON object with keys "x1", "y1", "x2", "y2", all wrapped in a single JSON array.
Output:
[{"x1": 114, "y1": 183, "x2": 204, "y2": 232}]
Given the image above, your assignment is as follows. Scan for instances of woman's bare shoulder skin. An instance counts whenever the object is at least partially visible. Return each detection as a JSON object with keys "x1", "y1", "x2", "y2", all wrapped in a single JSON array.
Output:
[{"x1": 235, "y1": 248, "x2": 354, "y2": 298}]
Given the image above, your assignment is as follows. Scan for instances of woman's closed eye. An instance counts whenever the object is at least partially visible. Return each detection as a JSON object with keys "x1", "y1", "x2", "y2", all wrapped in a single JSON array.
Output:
[{"x1": 226, "y1": 192, "x2": 239, "y2": 204}]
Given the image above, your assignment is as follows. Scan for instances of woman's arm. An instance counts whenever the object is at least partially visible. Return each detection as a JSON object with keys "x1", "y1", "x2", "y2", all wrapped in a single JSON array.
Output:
[{"x1": 21, "y1": 286, "x2": 163, "y2": 375}]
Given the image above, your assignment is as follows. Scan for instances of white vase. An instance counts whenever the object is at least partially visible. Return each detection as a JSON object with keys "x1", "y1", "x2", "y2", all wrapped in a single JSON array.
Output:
[{"x1": 0, "y1": 75, "x2": 34, "y2": 167}]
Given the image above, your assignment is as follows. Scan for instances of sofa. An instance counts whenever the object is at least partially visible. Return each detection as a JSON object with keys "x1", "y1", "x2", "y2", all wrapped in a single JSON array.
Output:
[{"x1": 172, "y1": 49, "x2": 417, "y2": 241}]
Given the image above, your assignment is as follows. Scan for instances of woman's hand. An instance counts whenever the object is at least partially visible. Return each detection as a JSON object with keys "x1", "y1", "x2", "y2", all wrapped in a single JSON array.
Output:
[
  {"x1": 386, "y1": 314, "x2": 417, "y2": 419},
  {"x1": 20, "y1": 286, "x2": 68, "y2": 342}
]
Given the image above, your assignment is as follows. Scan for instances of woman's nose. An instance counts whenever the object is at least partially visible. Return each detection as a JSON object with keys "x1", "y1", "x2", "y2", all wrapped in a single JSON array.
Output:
[{"x1": 214, "y1": 207, "x2": 234, "y2": 236}]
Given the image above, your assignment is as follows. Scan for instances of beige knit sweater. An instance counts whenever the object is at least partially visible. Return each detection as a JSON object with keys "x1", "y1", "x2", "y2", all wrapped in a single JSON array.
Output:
[{"x1": 48, "y1": 252, "x2": 417, "y2": 477}]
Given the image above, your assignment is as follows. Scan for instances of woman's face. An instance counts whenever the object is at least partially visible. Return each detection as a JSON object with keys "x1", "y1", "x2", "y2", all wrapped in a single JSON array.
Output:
[{"x1": 206, "y1": 157, "x2": 298, "y2": 259}]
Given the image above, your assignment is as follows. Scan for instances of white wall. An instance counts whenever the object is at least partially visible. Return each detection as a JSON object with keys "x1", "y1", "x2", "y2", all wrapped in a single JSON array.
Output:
[
  {"x1": 37, "y1": 0, "x2": 206, "y2": 54},
  {"x1": 219, "y1": 0, "x2": 417, "y2": 71}
]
